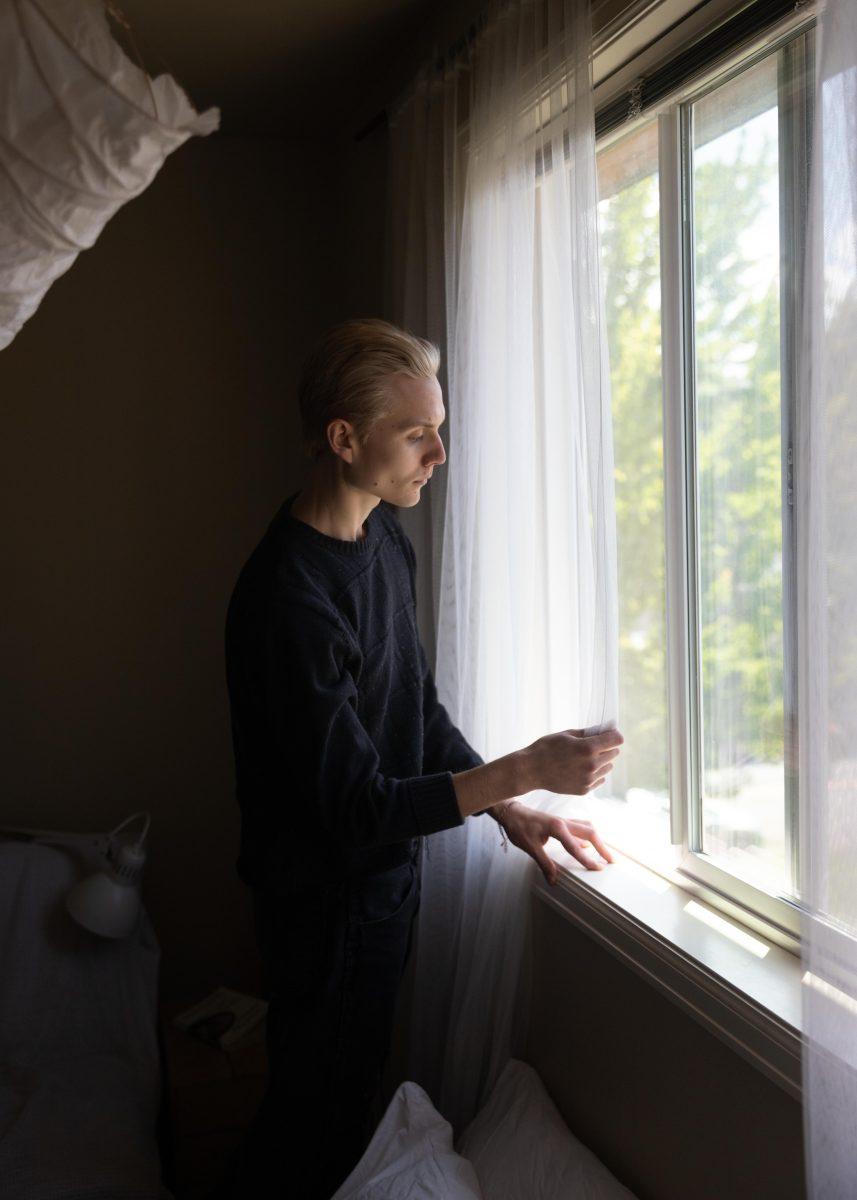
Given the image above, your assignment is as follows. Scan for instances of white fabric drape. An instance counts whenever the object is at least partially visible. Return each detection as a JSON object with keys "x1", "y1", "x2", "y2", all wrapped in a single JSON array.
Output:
[
  {"x1": 798, "y1": 0, "x2": 857, "y2": 1195},
  {"x1": 0, "y1": 0, "x2": 219, "y2": 351},
  {"x1": 388, "y1": 0, "x2": 618, "y2": 1135}
]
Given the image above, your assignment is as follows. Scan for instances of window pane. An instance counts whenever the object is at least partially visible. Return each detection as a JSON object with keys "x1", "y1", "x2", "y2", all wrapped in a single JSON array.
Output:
[
  {"x1": 691, "y1": 54, "x2": 788, "y2": 896},
  {"x1": 595, "y1": 121, "x2": 670, "y2": 856}
]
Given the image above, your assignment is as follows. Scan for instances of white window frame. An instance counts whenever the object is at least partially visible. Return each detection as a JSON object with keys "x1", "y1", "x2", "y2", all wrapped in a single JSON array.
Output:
[{"x1": 585, "y1": 4, "x2": 817, "y2": 956}]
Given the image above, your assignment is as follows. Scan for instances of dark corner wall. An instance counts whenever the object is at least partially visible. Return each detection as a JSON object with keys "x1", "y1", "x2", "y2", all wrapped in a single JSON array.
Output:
[
  {"x1": 0, "y1": 0, "x2": 475, "y2": 1008},
  {"x1": 2, "y1": 134, "x2": 334, "y2": 1002}
]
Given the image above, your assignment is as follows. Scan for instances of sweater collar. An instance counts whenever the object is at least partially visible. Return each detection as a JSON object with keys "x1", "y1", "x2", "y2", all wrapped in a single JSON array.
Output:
[{"x1": 273, "y1": 491, "x2": 385, "y2": 556}]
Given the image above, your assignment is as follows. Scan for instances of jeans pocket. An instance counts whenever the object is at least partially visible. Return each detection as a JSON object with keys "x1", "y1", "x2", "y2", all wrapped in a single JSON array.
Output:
[{"x1": 346, "y1": 859, "x2": 419, "y2": 926}]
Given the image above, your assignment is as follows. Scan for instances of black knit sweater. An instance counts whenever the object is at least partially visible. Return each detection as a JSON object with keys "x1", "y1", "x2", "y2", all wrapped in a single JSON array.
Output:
[{"x1": 224, "y1": 491, "x2": 486, "y2": 894}]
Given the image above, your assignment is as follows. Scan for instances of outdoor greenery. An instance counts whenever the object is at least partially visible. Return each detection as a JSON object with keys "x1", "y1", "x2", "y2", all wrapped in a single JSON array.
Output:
[
  {"x1": 597, "y1": 116, "x2": 785, "y2": 811},
  {"x1": 598, "y1": 157, "x2": 669, "y2": 800}
]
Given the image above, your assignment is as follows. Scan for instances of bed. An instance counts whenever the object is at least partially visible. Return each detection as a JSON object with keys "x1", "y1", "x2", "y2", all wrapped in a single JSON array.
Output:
[
  {"x1": 0, "y1": 830, "x2": 640, "y2": 1200},
  {"x1": 0, "y1": 836, "x2": 173, "y2": 1199}
]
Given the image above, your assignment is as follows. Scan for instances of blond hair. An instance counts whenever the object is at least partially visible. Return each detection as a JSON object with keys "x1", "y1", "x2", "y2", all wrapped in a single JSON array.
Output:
[{"x1": 298, "y1": 318, "x2": 441, "y2": 461}]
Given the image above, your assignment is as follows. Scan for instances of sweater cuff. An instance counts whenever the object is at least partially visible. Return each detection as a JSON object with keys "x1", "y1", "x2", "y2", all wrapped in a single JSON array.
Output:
[{"x1": 409, "y1": 771, "x2": 465, "y2": 835}]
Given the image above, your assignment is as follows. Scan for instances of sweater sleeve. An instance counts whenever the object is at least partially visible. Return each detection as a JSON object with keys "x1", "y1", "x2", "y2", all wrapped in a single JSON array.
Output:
[{"x1": 266, "y1": 598, "x2": 465, "y2": 849}]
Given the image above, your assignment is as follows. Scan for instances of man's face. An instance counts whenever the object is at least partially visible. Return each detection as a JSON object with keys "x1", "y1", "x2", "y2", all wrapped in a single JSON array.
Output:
[{"x1": 351, "y1": 372, "x2": 447, "y2": 507}]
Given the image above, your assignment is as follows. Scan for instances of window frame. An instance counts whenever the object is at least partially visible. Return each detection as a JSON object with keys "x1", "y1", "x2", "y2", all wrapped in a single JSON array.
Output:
[{"x1": 590, "y1": 6, "x2": 818, "y2": 955}]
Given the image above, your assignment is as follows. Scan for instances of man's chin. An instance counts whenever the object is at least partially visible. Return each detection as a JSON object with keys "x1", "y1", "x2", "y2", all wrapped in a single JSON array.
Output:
[{"x1": 379, "y1": 481, "x2": 425, "y2": 506}]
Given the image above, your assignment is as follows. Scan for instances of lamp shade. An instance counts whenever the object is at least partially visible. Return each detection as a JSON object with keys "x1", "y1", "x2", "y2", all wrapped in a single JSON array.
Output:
[{"x1": 65, "y1": 839, "x2": 146, "y2": 938}]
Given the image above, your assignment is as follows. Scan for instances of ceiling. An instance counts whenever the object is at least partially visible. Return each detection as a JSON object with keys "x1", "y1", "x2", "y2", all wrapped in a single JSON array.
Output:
[{"x1": 114, "y1": 0, "x2": 454, "y2": 139}]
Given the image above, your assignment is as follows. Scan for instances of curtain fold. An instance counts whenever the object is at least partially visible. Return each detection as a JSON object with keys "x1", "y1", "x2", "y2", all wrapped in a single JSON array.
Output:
[
  {"x1": 798, "y1": 0, "x2": 857, "y2": 1195},
  {"x1": 387, "y1": 0, "x2": 618, "y2": 1135}
]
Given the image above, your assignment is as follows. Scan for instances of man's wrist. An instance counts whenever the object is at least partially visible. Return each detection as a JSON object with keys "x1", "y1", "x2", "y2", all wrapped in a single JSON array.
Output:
[
  {"x1": 452, "y1": 746, "x2": 535, "y2": 820},
  {"x1": 489, "y1": 798, "x2": 521, "y2": 824},
  {"x1": 489, "y1": 745, "x2": 538, "y2": 822}
]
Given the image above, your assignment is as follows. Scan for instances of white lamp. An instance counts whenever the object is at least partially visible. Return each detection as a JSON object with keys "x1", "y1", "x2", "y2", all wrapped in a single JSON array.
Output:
[
  {"x1": 1, "y1": 811, "x2": 150, "y2": 938},
  {"x1": 66, "y1": 812, "x2": 149, "y2": 938}
]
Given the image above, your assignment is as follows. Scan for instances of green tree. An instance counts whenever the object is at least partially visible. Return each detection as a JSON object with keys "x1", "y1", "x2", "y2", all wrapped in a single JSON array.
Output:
[{"x1": 599, "y1": 114, "x2": 786, "y2": 814}]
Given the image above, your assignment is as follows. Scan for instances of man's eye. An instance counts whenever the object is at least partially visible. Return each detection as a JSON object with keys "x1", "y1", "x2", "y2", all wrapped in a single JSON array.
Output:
[{"x1": 408, "y1": 434, "x2": 424, "y2": 442}]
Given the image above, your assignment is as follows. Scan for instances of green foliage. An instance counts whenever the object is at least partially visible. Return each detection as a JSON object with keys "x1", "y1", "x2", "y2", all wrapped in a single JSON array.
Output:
[
  {"x1": 599, "y1": 170, "x2": 668, "y2": 796},
  {"x1": 693, "y1": 126, "x2": 784, "y2": 774},
  {"x1": 599, "y1": 117, "x2": 786, "y2": 802}
]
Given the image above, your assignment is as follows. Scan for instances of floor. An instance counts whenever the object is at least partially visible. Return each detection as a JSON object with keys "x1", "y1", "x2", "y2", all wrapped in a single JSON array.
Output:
[{"x1": 159, "y1": 998, "x2": 269, "y2": 1200}]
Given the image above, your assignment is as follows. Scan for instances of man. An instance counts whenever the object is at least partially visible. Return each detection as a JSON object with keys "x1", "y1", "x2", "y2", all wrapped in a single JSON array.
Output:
[{"x1": 223, "y1": 318, "x2": 623, "y2": 1198}]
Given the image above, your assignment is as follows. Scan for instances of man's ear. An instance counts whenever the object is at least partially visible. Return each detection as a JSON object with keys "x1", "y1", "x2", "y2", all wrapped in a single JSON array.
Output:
[{"x1": 327, "y1": 419, "x2": 357, "y2": 463}]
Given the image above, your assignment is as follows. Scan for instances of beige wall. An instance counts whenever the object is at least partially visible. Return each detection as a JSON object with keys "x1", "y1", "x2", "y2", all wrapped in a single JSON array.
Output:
[{"x1": 525, "y1": 900, "x2": 805, "y2": 1198}]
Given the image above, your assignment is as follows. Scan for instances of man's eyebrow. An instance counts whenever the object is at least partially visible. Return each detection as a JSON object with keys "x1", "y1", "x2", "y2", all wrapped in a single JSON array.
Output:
[{"x1": 395, "y1": 416, "x2": 446, "y2": 429}]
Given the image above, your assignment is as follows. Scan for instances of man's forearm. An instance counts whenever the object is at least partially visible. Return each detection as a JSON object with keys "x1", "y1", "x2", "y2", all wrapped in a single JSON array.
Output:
[{"x1": 452, "y1": 747, "x2": 536, "y2": 820}]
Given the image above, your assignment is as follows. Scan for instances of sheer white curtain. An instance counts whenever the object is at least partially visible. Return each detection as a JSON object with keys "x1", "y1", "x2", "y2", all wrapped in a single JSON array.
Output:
[
  {"x1": 798, "y1": 0, "x2": 857, "y2": 1194},
  {"x1": 388, "y1": 0, "x2": 617, "y2": 1135}
]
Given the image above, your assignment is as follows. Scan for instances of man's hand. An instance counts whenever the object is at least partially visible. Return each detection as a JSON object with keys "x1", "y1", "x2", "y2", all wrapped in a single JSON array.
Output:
[
  {"x1": 528, "y1": 726, "x2": 624, "y2": 796},
  {"x1": 494, "y1": 800, "x2": 614, "y2": 885}
]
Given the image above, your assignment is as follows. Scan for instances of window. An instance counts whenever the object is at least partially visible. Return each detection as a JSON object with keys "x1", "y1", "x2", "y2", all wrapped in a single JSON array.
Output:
[{"x1": 587, "y1": 8, "x2": 815, "y2": 948}]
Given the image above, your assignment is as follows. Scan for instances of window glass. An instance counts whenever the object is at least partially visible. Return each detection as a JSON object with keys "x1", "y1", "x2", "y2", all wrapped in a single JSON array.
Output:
[
  {"x1": 690, "y1": 54, "x2": 788, "y2": 897},
  {"x1": 595, "y1": 121, "x2": 670, "y2": 857}
]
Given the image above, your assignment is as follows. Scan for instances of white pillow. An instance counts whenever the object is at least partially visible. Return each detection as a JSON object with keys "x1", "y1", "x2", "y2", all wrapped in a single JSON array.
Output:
[
  {"x1": 331, "y1": 1079, "x2": 484, "y2": 1200},
  {"x1": 457, "y1": 1058, "x2": 639, "y2": 1200}
]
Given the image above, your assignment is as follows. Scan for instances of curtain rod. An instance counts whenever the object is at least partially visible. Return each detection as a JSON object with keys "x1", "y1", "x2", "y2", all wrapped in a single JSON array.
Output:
[
  {"x1": 351, "y1": 0, "x2": 653, "y2": 142},
  {"x1": 354, "y1": 11, "x2": 488, "y2": 141},
  {"x1": 351, "y1": 0, "x2": 656, "y2": 141}
]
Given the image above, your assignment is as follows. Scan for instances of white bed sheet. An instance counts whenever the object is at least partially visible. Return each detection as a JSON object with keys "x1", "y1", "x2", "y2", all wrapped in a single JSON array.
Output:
[{"x1": 0, "y1": 838, "x2": 173, "y2": 1199}]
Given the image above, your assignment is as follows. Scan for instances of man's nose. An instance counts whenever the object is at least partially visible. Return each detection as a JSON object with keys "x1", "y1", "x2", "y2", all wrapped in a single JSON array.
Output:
[{"x1": 430, "y1": 437, "x2": 446, "y2": 468}]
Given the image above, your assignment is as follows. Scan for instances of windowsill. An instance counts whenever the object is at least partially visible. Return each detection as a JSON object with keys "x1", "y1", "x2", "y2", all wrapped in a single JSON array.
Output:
[{"x1": 531, "y1": 846, "x2": 803, "y2": 1101}]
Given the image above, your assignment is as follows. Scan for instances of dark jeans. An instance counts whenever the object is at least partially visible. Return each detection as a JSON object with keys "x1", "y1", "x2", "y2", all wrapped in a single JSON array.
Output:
[{"x1": 228, "y1": 849, "x2": 421, "y2": 1200}]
